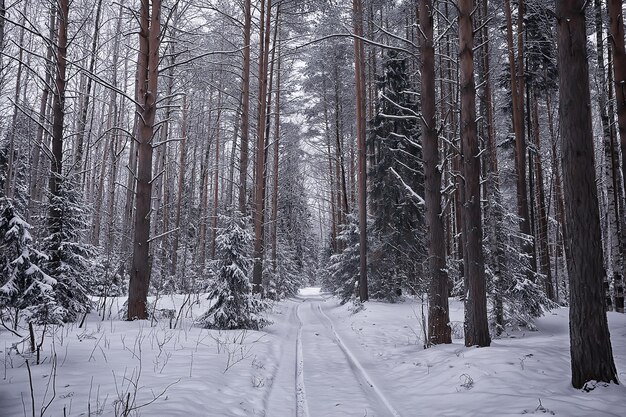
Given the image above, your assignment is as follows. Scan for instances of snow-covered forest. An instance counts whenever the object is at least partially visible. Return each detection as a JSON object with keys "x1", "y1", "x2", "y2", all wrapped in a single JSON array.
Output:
[{"x1": 0, "y1": 0, "x2": 625, "y2": 415}]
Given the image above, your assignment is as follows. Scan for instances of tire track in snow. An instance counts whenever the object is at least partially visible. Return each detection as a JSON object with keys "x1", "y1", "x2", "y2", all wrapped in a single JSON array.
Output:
[
  {"x1": 312, "y1": 302, "x2": 402, "y2": 417},
  {"x1": 295, "y1": 301, "x2": 309, "y2": 417},
  {"x1": 261, "y1": 301, "x2": 296, "y2": 414}
]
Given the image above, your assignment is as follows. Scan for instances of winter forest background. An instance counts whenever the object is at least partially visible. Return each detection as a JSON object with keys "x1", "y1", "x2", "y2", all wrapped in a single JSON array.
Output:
[{"x1": 0, "y1": 0, "x2": 625, "y2": 415}]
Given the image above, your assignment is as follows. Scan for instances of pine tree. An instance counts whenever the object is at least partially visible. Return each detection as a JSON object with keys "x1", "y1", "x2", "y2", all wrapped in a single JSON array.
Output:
[
  {"x1": 368, "y1": 51, "x2": 425, "y2": 301},
  {"x1": 43, "y1": 177, "x2": 94, "y2": 322},
  {"x1": 0, "y1": 199, "x2": 62, "y2": 326},
  {"x1": 196, "y1": 212, "x2": 269, "y2": 330}
]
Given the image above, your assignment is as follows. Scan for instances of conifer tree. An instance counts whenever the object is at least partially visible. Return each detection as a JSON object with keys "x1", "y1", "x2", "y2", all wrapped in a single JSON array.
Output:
[
  {"x1": 196, "y1": 212, "x2": 268, "y2": 330},
  {"x1": 368, "y1": 51, "x2": 425, "y2": 301},
  {"x1": 327, "y1": 215, "x2": 362, "y2": 303},
  {"x1": 0, "y1": 200, "x2": 61, "y2": 326},
  {"x1": 43, "y1": 176, "x2": 95, "y2": 322}
]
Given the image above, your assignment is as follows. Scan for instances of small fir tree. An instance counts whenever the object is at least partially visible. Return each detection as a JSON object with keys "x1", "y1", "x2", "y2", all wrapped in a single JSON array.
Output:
[
  {"x1": 327, "y1": 215, "x2": 361, "y2": 303},
  {"x1": 43, "y1": 176, "x2": 95, "y2": 322},
  {"x1": 196, "y1": 212, "x2": 269, "y2": 330},
  {"x1": 0, "y1": 199, "x2": 62, "y2": 326}
]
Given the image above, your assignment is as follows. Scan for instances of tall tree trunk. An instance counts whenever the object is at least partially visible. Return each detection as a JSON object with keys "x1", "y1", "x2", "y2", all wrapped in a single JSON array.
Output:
[
  {"x1": 238, "y1": 0, "x2": 252, "y2": 214},
  {"x1": 171, "y1": 95, "x2": 188, "y2": 276},
  {"x1": 251, "y1": 0, "x2": 273, "y2": 294},
  {"x1": 92, "y1": 4, "x2": 123, "y2": 248},
  {"x1": 459, "y1": 0, "x2": 490, "y2": 348},
  {"x1": 556, "y1": 0, "x2": 618, "y2": 388},
  {"x1": 30, "y1": 5, "x2": 56, "y2": 213},
  {"x1": 211, "y1": 92, "x2": 223, "y2": 259},
  {"x1": 271, "y1": 46, "x2": 282, "y2": 270},
  {"x1": 128, "y1": 0, "x2": 161, "y2": 320},
  {"x1": 48, "y1": 0, "x2": 70, "y2": 236},
  {"x1": 504, "y1": 0, "x2": 535, "y2": 280},
  {"x1": 607, "y1": 32, "x2": 626, "y2": 313},
  {"x1": 227, "y1": 94, "x2": 242, "y2": 208},
  {"x1": 546, "y1": 93, "x2": 568, "y2": 301},
  {"x1": 478, "y1": 0, "x2": 506, "y2": 333},
  {"x1": 353, "y1": 0, "x2": 368, "y2": 302},
  {"x1": 608, "y1": 0, "x2": 626, "y2": 176},
  {"x1": 73, "y1": 0, "x2": 103, "y2": 180},
  {"x1": 531, "y1": 93, "x2": 554, "y2": 300},
  {"x1": 5, "y1": 0, "x2": 28, "y2": 200},
  {"x1": 333, "y1": 62, "x2": 350, "y2": 227},
  {"x1": 421, "y1": 0, "x2": 451, "y2": 346},
  {"x1": 607, "y1": 0, "x2": 626, "y2": 313}
]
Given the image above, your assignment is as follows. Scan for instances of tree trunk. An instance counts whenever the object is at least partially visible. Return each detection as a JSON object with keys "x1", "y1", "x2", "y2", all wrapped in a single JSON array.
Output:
[
  {"x1": 556, "y1": 0, "x2": 618, "y2": 388},
  {"x1": 459, "y1": 0, "x2": 490, "y2": 348},
  {"x1": 238, "y1": 0, "x2": 252, "y2": 215},
  {"x1": 421, "y1": 0, "x2": 451, "y2": 345},
  {"x1": 171, "y1": 95, "x2": 188, "y2": 276},
  {"x1": 5, "y1": 0, "x2": 28, "y2": 201},
  {"x1": 48, "y1": 0, "x2": 70, "y2": 236},
  {"x1": 73, "y1": 0, "x2": 103, "y2": 180},
  {"x1": 504, "y1": 0, "x2": 535, "y2": 280},
  {"x1": 607, "y1": 0, "x2": 626, "y2": 313},
  {"x1": 353, "y1": 0, "x2": 368, "y2": 302},
  {"x1": 251, "y1": 0, "x2": 273, "y2": 294},
  {"x1": 128, "y1": 0, "x2": 161, "y2": 320},
  {"x1": 531, "y1": 93, "x2": 554, "y2": 300},
  {"x1": 211, "y1": 92, "x2": 223, "y2": 259},
  {"x1": 30, "y1": 5, "x2": 56, "y2": 214},
  {"x1": 271, "y1": 46, "x2": 282, "y2": 270},
  {"x1": 607, "y1": 30, "x2": 626, "y2": 313},
  {"x1": 608, "y1": 0, "x2": 626, "y2": 177}
]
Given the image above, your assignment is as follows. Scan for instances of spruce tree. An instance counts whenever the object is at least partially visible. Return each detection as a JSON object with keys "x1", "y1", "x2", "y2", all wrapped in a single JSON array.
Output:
[
  {"x1": 196, "y1": 212, "x2": 268, "y2": 330},
  {"x1": 368, "y1": 51, "x2": 425, "y2": 301},
  {"x1": 0, "y1": 199, "x2": 62, "y2": 326},
  {"x1": 327, "y1": 215, "x2": 361, "y2": 303},
  {"x1": 43, "y1": 177, "x2": 94, "y2": 322}
]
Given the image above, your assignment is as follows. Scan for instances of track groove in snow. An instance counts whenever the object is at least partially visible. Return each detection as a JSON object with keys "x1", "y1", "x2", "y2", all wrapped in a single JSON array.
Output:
[
  {"x1": 295, "y1": 301, "x2": 309, "y2": 417},
  {"x1": 294, "y1": 291, "x2": 401, "y2": 417},
  {"x1": 312, "y1": 301, "x2": 402, "y2": 417}
]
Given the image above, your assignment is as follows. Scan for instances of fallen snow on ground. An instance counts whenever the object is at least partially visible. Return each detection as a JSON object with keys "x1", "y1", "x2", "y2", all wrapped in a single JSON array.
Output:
[{"x1": 1, "y1": 289, "x2": 625, "y2": 417}]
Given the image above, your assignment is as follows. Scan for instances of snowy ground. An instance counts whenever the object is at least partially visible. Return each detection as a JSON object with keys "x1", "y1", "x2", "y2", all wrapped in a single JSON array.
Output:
[{"x1": 1, "y1": 288, "x2": 626, "y2": 416}]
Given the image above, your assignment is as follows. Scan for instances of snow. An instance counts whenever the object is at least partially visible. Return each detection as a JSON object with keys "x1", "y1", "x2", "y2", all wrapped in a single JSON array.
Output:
[{"x1": 1, "y1": 289, "x2": 625, "y2": 417}]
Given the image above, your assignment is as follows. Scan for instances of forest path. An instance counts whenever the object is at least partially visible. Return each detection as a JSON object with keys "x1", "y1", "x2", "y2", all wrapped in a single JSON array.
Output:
[{"x1": 263, "y1": 289, "x2": 401, "y2": 417}]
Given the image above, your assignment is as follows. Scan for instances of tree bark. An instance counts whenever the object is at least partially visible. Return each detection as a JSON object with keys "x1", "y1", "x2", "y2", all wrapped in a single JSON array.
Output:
[
  {"x1": 504, "y1": 0, "x2": 535, "y2": 280},
  {"x1": 128, "y1": 0, "x2": 161, "y2": 320},
  {"x1": 531, "y1": 93, "x2": 553, "y2": 300},
  {"x1": 238, "y1": 0, "x2": 252, "y2": 215},
  {"x1": 608, "y1": 0, "x2": 626, "y2": 177},
  {"x1": 556, "y1": 0, "x2": 618, "y2": 388},
  {"x1": 421, "y1": 0, "x2": 451, "y2": 346},
  {"x1": 353, "y1": 0, "x2": 368, "y2": 302},
  {"x1": 251, "y1": 0, "x2": 273, "y2": 294},
  {"x1": 48, "y1": 0, "x2": 70, "y2": 236},
  {"x1": 171, "y1": 95, "x2": 188, "y2": 275},
  {"x1": 73, "y1": 0, "x2": 103, "y2": 180},
  {"x1": 271, "y1": 45, "x2": 282, "y2": 270},
  {"x1": 459, "y1": 0, "x2": 490, "y2": 348}
]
